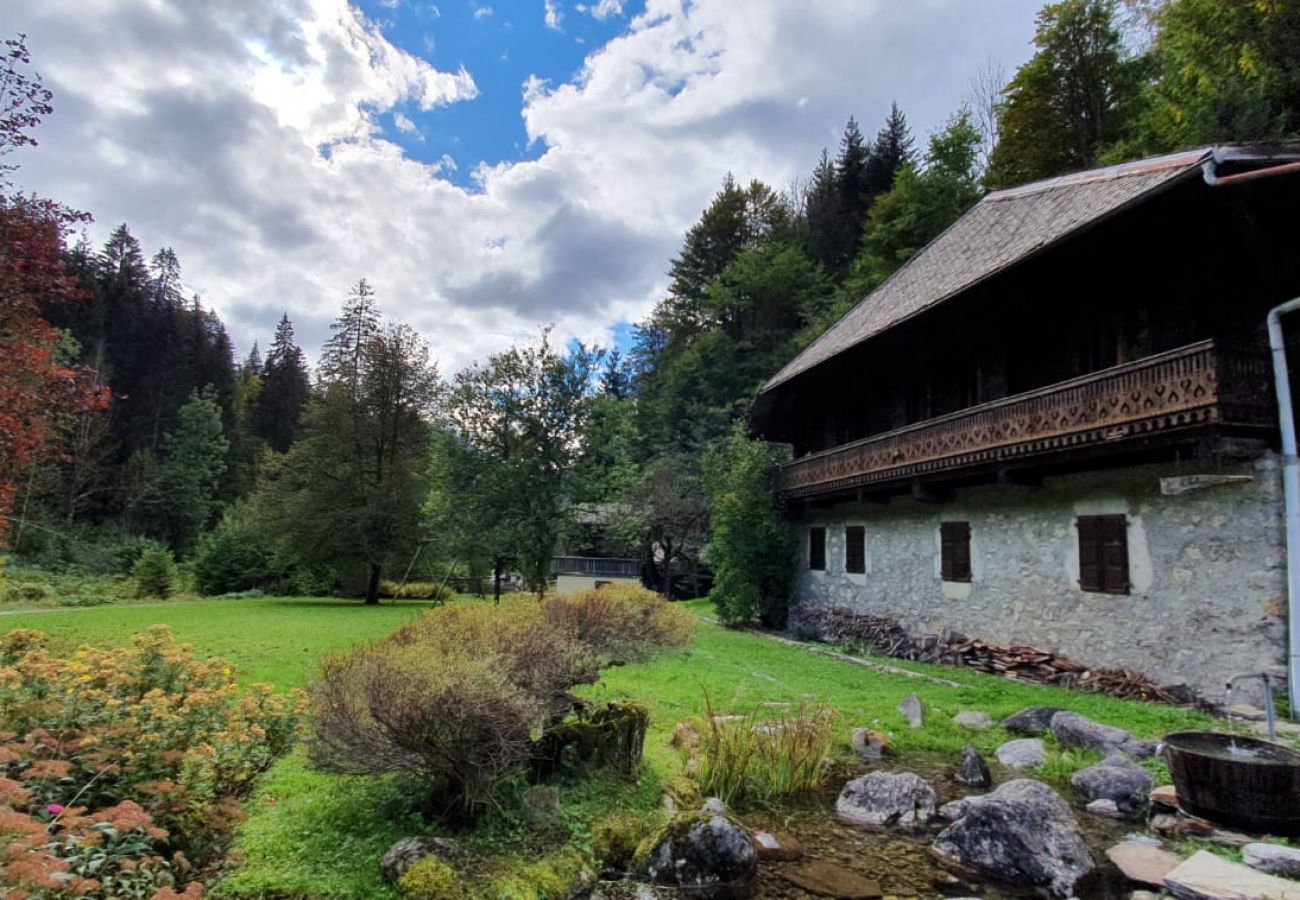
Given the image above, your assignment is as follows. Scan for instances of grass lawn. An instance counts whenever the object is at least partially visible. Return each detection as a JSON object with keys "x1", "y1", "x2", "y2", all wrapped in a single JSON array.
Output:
[
  {"x1": 1, "y1": 595, "x2": 1221, "y2": 898},
  {"x1": 0, "y1": 596, "x2": 432, "y2": 688}
]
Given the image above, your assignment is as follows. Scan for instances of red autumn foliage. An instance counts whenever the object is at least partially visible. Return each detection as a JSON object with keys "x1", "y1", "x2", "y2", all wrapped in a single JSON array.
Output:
[{"x1": 0, "y1": 198, "x2": 109, "y2": 545}]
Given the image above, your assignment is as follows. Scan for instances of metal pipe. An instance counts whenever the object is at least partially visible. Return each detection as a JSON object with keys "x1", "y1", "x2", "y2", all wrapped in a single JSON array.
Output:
[
  {"x1": 1266, "y1": 298, "x2": 1300, "y2": 721},
  {"x1": 1204, "y1": 157, "x2": 1300, "y2": 186}
]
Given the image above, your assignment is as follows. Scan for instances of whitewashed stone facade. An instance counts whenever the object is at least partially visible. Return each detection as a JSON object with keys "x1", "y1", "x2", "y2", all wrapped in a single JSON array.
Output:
[{"x1": 792, "y1": 453, "x2": 1287, "y2": 701}]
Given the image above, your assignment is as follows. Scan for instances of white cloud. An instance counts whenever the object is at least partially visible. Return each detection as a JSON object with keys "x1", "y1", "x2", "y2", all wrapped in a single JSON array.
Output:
[
  {"x1": 473, "y1": 4, "x2": 494, "y2": 20},
  {"x1": 544, "y1": 0, "x2": 563, "y2": 31},
  {"x1": 393, "y1": 111, "x2": 420, "y2": 135},
  {"x1": 576, "y1": 0, "x2": 623, "y2": 21},
  {"x1": 8, "y1": 0, "x2": 1043, "y2": 373}
]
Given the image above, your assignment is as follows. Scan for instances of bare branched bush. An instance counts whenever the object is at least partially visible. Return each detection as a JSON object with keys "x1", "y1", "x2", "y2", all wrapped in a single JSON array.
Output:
[{"x1": 308, "y1": 586, "x2": 693, "y2": 820}]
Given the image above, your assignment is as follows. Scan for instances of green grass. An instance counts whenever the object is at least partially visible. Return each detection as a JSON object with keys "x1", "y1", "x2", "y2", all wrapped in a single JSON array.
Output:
[
  {"x1": 2, "y1": 594, "x2": 1220, "y2": 898},
  {"x1": 0, "y1": 596, "x2": 432, "y2": 688}
]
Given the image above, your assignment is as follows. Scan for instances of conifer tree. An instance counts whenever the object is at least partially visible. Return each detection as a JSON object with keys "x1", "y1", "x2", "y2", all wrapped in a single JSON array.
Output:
[
  {"x1": 254, "y1": 314, "x2": 311, "y2": 452},
  {"x1": 864, "y1": 102, "x2": 915, "y2": 198}
]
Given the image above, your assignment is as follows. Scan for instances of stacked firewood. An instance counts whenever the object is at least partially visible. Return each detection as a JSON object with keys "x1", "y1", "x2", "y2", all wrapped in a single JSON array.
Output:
[{"x1": 789, "y1": 605, "x2": 1193, "y2": 706}]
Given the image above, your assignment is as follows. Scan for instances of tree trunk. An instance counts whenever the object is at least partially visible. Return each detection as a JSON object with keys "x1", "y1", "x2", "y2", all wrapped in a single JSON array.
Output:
[
  {"x1": 365, "y1": 562, "x2": 381, "y2": 605},
  {"x1": 493, "y1": 563, "x2": 502, "y2": 605},
  {"x1": 661, "y1": 540, "x2": 673, "y2": 598}
]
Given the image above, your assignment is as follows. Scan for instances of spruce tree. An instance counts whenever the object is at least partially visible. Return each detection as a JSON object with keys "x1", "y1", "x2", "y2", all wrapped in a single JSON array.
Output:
[
  {"x1": 864, "y1": 102, "x2": 915, "y2": 198},
  {"x1": 255, "y1": 314, "x2": 311, "y2": 452}
]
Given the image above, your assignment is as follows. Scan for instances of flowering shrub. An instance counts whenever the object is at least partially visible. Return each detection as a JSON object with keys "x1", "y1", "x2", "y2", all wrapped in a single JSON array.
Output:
[{"x1": 0, "y1": 626, "x2": 307, "y2": 898}]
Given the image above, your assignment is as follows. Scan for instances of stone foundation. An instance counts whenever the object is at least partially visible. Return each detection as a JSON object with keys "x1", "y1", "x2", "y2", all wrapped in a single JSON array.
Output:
[{"x1": 791, "y1": 454, "x2": 1288, "y2": 702}]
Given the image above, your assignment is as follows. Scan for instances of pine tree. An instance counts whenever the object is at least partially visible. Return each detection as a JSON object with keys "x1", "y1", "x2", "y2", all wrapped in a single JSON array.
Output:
[
  {"x1": 245, "y1": 342, "x2": 263, "y2": 376},
  {"x1": 320, "y1": 279, "x2": 381, "y2": 391},
  {"x1": 803, "y1": 148, "x2": 841, "y2": 274},
  {"x1": 864, "y1": 102, "x2": 915, "y2": 198},
  {"x1": 599, "y1": 348, "x2": 631, "y2": 399},
  {"x1": 255, "y1": 314, "x2": 311, "y2": 452}
]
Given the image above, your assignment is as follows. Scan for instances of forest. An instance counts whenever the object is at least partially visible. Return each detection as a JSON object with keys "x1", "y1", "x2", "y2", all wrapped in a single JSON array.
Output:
[{"x1": 3, "y1": 0, "x2": 1300, "y2": 620}]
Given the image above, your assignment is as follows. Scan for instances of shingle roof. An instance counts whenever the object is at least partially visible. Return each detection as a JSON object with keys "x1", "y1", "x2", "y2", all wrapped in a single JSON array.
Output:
[{"x1": 762, "y1": 148, "x2": 1226, "y2": 393}]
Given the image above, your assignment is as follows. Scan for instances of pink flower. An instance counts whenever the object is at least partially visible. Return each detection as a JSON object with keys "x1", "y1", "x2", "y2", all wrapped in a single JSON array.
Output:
[{"x1": 47, "y1": 803, "x2": 64, "y2": 815}]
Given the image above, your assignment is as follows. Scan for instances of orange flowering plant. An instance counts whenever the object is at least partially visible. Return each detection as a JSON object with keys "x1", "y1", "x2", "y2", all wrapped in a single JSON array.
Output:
[{"x1": 0, "y1": 626, "x2": 307, "y2": 898}]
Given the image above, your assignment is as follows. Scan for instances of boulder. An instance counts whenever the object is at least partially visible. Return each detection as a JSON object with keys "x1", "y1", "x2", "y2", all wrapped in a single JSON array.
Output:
[
  {"x1": 1100, "y1": 752, "x2": 1143, "y2": 770},
  {"x1": 836, "y1": 771, "x2": 936, "y2": 831},
  {"x1": 1243, "y1": 842, "x2": 1300, "y2": 879},
  {"x1": 953, "y1": 711, "x2": 993, "y2": 730},
  {"x1": 931, "y1": 779, "x2": 1094, "y2": 898},
  {"x1": 850, "y1": 728, "x2": 891, "y2": 760},
  {"x1": 1071, "y1": 763, "x2": 1153, "y2": 815},
  {"x1": 639, "y1": 813, "x2": 757, "y2": 899},
  {"x1": 1049, "y1": 711, "x2": 1154, "y2": 758},
  {"x1": 898, "y1": 692, "x2": 924, "y2": 729},
  {"x1": 779, "y1": 861, "x2": 882, "y2": 898},
  {"x1": 995, "y1": 738, "x2": 1047, "y2": 770},
  {"x1": 379, "y1": 836, "x2": 466, "y2": 883},
  {"x1": 1002, "y1": 706, "x2": 1065, "y2": 736},
  {"x1": 955, "y1": 746, "x2": 992, "y2": 788}
]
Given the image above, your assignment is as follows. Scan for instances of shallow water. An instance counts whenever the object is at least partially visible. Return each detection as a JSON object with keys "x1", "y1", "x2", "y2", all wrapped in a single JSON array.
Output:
[{"x1": 740, "y1": 758, "x2": 1136, "y2": 899}]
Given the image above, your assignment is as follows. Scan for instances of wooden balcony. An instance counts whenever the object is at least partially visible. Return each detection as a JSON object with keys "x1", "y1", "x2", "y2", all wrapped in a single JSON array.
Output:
[
  {"x1": 551, "y1": 556, "x2": 642, "y2": 578},
  {"x1": 777, "y1": 339, "x2": 1275, "y2": 500}
]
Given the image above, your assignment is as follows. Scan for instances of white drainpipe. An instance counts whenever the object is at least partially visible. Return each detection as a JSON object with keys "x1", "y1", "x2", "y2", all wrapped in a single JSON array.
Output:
[{"x1": 1267, "y1": 298, "x2": 1300, "y2": 721}]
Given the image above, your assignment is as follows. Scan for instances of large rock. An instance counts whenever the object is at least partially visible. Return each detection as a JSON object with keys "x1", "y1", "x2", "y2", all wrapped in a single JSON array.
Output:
[
  {"x1": 379, "y1": 836, "x2": 466, "y2": 883},
  {"x1": 898, "y1": 692, "x2": 924, "y2": 729},
  {"x1": 836, "y1": 771, "x2": 936, "y2": 831},
  {"x1": 1164, "y1": 849, "x2": 1300, "y2": 900},
  {"x1": 1071, "y1": 763, "x2": 1153, "y2": 815},
  {"x1": 995, "y1": 738, "x2": 1047, "y2": 770},
  {"x1": 1049, "y1": 711, "x2": 1154, "y2": 758},
  {"x1": 931, "y1": 779, "x2": 1094, "y2": 898},
  {"x1": 955, "y1": 746, "x2": 992, "y2": 788},
  {"x1": 1002, "y1": 707, "x2": 1064, "y2": 736},
  {"x1": 639, "y1": 813, "x2": 757, "y2": 898},
  {"x1": 1243, "y1": 842, "x2": 1300, "y2": 879}
]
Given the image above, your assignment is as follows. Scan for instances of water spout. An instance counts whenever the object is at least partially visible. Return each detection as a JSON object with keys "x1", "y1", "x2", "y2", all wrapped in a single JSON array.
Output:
[{"x1": 1228, "y1": 672, "x2": 1277, "y2": 742}]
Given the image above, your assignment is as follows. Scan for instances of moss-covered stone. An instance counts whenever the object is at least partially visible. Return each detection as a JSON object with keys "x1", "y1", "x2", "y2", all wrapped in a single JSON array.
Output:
[
  {"x1": 592, "y1": 809, "x2": 664, "y2": 869},
  {"x1": 530, "y1": 700, "x2": 650, "y2": 779},
  {"x1": 397, "y1": 858, "x2": 463, "y2": 900},
  {"x1": 475, "y1": 847, "x2": 590, "y2": 899}
]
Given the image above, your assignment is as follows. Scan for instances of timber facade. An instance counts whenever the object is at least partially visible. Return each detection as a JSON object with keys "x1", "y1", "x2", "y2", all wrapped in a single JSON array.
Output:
[{"x1": 752, "y1": 146, "x2": 1300, "y2": 700}]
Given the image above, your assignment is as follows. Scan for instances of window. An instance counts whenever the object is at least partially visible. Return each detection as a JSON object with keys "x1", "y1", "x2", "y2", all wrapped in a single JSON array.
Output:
[
  {"x1": 1078, "y1": 515, "x2": 1129, "y2": 594},
  {"x1": 845, "y1": 526, "x2": 866, "y2": 574},
  {"x1": 940, "y1": 522, "x2": 971, "y2": 582},
  {"x1": 808, "y1": 527, "x2": 826, "y2": 571}
]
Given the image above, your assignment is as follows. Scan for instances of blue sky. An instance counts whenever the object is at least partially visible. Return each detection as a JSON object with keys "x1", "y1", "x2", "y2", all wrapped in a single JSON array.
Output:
[
  {"x1": 369, "y1": 0, "x2": 642, "y2": 190},
  {"x1": 9, "y1": 0, "x2": 1044, "y2": 370}
]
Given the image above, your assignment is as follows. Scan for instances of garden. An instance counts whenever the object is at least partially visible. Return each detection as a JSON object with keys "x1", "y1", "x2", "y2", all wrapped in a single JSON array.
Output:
[{"x1": 1, "y1": 580, "x2": 1248, "y2": 899}]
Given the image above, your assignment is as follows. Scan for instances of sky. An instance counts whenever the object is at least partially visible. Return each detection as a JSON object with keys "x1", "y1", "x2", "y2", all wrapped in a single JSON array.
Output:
[{"x1": 6, "y1": 0, "x2": 1045, "y2": 371}]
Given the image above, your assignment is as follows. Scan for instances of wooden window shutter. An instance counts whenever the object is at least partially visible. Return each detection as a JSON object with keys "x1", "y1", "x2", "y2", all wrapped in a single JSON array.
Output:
[
  {"x1": 845, "y1": 526, "x2": 865, "y2": 574},
  {"x1": 940, "y1": 522, "x2": 971, "y2": 582},
  {"x1": 1078, "y1": 515, "x2": 1128, "y2": 594},
  {"x1": 809, "y1": 527, "x2": 826, "y2": 571}
]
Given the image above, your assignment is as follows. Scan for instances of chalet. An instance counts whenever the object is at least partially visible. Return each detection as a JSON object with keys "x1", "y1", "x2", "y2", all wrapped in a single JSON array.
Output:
[{"x1": 751, "y1": 145, "x2": 1300, "y2": 702}]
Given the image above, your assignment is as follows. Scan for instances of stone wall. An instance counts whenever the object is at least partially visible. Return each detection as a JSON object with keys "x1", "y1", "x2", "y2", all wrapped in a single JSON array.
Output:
[{"x1": 791, "y1": 453, "x2": 1288, "y2": 702}]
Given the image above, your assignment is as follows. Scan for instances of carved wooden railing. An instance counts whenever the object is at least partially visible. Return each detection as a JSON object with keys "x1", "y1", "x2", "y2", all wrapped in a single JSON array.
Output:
[{"x1": 778, "y1": 339, "x2": 1274, "y2": 499}]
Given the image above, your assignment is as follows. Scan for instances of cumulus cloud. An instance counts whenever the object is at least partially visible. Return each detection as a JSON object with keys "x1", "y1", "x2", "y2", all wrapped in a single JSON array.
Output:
[
  {"x1": 393, "y1": 111, "x2": 419, "y2": 134},
  {"x1": 9, "y1": 0, "x2": 1041, "y2": 372},
  {"x1": 576, "y1": 0, "x2": 623, "y2": 21},
  {"x1": 544, "y1": 0, "x2": 563, "y2": 31},
  {"x1": 473, "y1": 4, "x2": 494, "y2": 20}
]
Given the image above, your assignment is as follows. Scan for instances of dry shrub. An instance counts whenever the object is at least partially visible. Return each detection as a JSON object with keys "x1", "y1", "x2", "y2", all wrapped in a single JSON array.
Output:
[{"x1": 308, "y1": 587, "x2": 692, "y2": 821}]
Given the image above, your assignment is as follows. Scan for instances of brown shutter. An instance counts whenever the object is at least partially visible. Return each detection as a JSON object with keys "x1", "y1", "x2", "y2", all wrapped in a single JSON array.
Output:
[
  {"x1": 1099, "y1": 515, "x2": 1130, "y2": 594},
  {"x1": 1078, "y1": 515, "x2": 1128, "y2": 594},
  {"x1": 940, "y1": 522, "x2": 971, "y2": 582},
  {"x1": 1078, "y1": 516, "x2": 1102, "y2": 592}
]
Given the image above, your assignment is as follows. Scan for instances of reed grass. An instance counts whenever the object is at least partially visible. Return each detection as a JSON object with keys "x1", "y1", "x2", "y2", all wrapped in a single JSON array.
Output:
[{"x1": 691, "y1": 692, "x2": 837, "y2": 806}]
